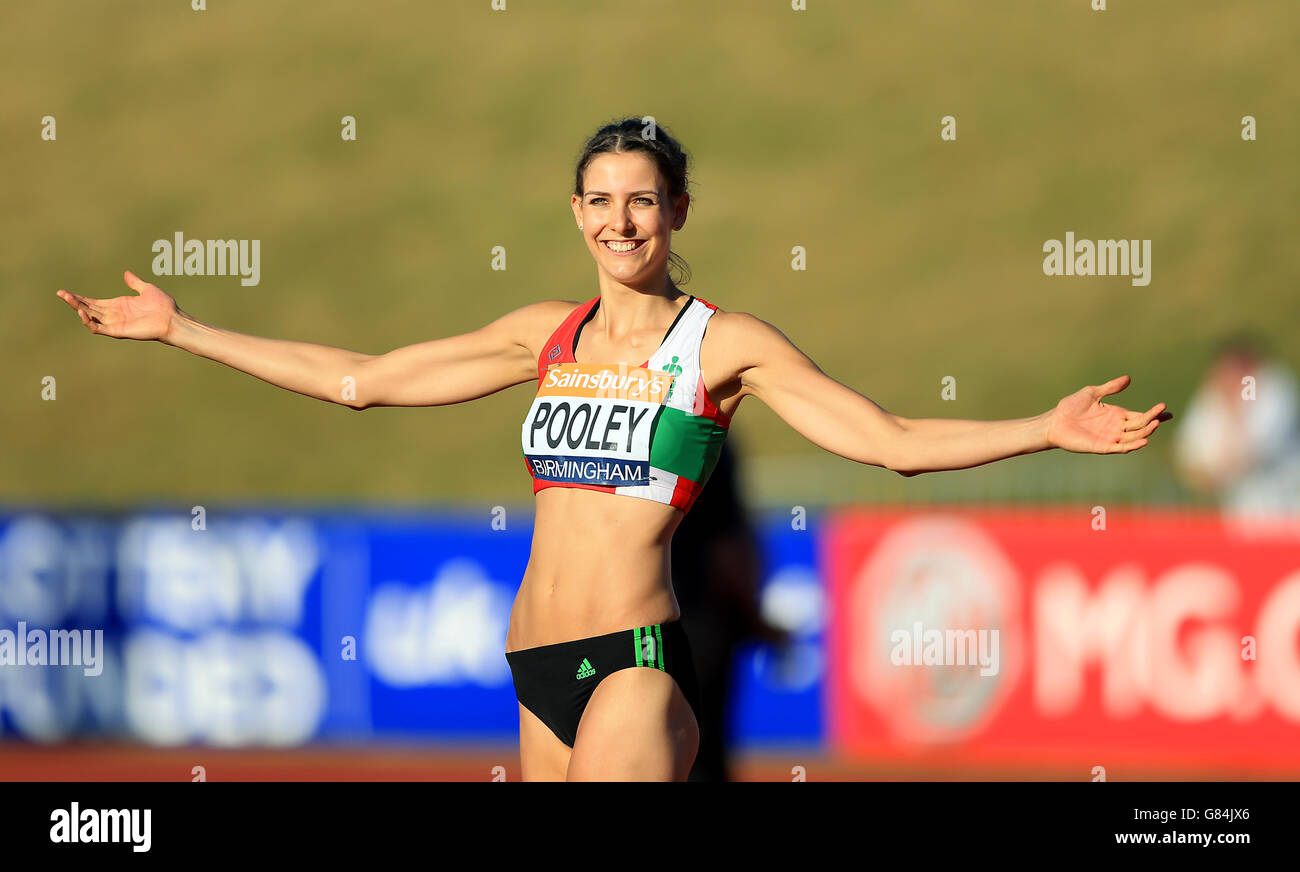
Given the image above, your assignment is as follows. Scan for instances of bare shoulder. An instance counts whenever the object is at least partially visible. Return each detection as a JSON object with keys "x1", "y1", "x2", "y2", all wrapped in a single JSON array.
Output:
[
  {"x1": 504, "y1": 298, "x2": 583, "y2": 326},
  {"x1": 703, "y1": 306, "x2": 801, "y2": 368},
  {"x1": 705, "y1": 307, "x2": 781, "y2": 337},
  {"x1": 489, "y1": 299, "x2": 584, "y2": 354}
]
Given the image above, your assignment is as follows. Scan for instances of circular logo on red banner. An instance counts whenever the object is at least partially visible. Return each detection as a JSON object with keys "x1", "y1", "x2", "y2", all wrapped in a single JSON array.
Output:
[{"x1": 848, "y1": 515, "x2": 1025, "y2": 744}]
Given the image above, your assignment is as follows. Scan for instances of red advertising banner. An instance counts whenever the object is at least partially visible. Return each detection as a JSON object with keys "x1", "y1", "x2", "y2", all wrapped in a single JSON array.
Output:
[{"x1": 823, "y1": 508, "x2": 1300, "y2": 776}]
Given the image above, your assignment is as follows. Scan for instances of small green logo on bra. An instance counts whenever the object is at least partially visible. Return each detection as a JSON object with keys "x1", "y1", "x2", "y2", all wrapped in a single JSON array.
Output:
[{"x1": 664, "y1": 355, "x2": 683, "y2": 402}]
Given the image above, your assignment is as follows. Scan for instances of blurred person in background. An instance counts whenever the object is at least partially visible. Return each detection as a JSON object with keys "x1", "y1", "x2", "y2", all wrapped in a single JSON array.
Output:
[
  {"x1": 1174, "y1": 334, "x2": 1300, "y2": 525},
  {"x1": 671, "y1": 437, "x2": 788, "y2": 782}
]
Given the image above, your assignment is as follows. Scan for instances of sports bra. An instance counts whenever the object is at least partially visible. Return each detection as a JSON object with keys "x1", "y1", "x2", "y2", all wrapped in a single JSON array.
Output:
[{"x1": 520, "y1": 294, "x2": 731, "y2": 514}]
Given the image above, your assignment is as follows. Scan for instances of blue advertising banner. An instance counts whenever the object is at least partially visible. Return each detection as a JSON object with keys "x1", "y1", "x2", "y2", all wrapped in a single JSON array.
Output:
[
  {"x1": 729, "y1": 513, "x2": 825, "y2": 743},
  {"x1": 0, "y1": 508, "x2": 824, "y2": 747}
]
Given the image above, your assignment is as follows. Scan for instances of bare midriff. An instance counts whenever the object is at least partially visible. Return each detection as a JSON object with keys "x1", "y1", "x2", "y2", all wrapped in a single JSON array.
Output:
[{"x1": 504, "y1": 485, "x2": 686, "y2": 653}]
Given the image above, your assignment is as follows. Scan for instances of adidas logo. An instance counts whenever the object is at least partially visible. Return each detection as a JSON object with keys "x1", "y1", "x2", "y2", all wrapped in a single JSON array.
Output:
[{"x1": 575, "y1": 658, "x2": 596, "y2": 679}]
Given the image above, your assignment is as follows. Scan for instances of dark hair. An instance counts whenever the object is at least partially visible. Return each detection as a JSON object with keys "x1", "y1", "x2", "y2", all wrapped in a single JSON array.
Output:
[
  {"x1": 573, "y1": 117, "x2": 693, "y2": 286},
  {"x1": 1213, "y1": 329, "x2": 1270, "y2": 365}
]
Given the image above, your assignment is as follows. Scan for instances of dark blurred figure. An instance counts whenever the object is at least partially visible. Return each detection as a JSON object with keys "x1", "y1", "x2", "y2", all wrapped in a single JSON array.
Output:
[
  {"x1": 673, "y1": 436, "x2": 787, "y2": 782},
  {"x1": 1173, "y1": 333, "x2": 1300, "y2": 525}
]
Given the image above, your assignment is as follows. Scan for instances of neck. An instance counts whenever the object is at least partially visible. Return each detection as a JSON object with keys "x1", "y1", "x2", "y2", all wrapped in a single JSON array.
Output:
[{"x1": 592, "y1": 272, "x2": 686, "y2": 339}]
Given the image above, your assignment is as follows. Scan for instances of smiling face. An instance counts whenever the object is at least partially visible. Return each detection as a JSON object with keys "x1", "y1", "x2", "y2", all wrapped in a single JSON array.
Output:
[{"x1": 571, "y1": 151, "x2": 689, "y2": 290}]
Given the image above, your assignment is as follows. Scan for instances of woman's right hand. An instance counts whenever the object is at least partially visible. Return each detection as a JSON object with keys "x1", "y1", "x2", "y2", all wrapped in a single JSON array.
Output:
[{"x1": 56, "y1": 270, "x2": 180, "y2": 342}]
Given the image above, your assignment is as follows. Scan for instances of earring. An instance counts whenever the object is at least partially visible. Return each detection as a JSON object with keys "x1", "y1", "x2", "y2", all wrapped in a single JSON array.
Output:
[{"x1": 578, "y1": 223, "x2": 584, "y2": 231}]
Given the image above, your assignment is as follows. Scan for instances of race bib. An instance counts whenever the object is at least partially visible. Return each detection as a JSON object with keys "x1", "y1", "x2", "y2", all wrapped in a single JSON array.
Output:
[{"x1": 521, "y1": 363, "x2": 675, "y2": 486}]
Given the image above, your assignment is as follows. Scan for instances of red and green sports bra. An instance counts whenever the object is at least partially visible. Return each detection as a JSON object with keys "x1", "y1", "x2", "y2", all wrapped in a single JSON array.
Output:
[{"x1": 520, "y1": 295, "x2": 731, "y2": 514}]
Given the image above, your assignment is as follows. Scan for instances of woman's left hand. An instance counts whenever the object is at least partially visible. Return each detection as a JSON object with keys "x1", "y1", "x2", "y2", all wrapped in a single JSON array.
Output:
[{"x1": 1046, "y1": 375, "x2": 1172, "y2": 454}]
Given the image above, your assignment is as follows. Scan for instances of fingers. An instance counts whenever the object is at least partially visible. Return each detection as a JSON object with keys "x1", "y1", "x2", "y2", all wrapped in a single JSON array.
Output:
[
  {"x1": 1123, "y1": 402, "x2": 1169, "y2": 430},
  {"x1": 57, "y1": 289, "x2": 91, "y2": 309},
  {"x1": 55, "y1": 289, "x2": 102, "y2": 332},
  {"x1": 56, "y1": 289, "x2": 83, "y2": 315},
  {"x1": 1121, "y1": 418, "x2": 1160, "y2": 442},
  {"x1": 75, "y1": 304, "x2": 98, "y2": 333},
  {"x1": 1108, "y1": 417, "x2": 1161, "y2": 453},
  {"x1": 72, "y1": 294, "x2": 104, "y2": 318},
  {"x1": 58, "y1": 288, "x2": 113, "y2": 312}
]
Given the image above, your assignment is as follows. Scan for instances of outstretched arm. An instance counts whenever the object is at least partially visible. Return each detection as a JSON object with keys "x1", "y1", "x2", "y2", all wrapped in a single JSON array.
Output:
[
  {"x1": 720, "y1": 312, "x2": 1170, "y2": 476},
  {"x1": 57, "y1": 270, "x2": 559, "y2": 409}
]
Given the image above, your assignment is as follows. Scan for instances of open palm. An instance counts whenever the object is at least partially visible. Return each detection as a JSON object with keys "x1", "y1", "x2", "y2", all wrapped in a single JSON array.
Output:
[
  {"x1": 56, "y1": 270, "x2": 177, "y2": 341},
  {"x1": 1047, "y1": 375, "x2": 1171, "y2": 454}
]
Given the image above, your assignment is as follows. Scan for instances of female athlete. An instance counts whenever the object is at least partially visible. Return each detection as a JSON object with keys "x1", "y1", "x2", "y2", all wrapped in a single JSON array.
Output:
[{"x1": 56, "y1": 117, "x2": 1170, "y2": 781}]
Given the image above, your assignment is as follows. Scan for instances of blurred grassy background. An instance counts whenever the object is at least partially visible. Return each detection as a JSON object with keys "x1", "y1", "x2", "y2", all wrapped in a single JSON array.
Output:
[{"x1": 3, "y1": 0, "x2": 1297, "y2": 510}]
